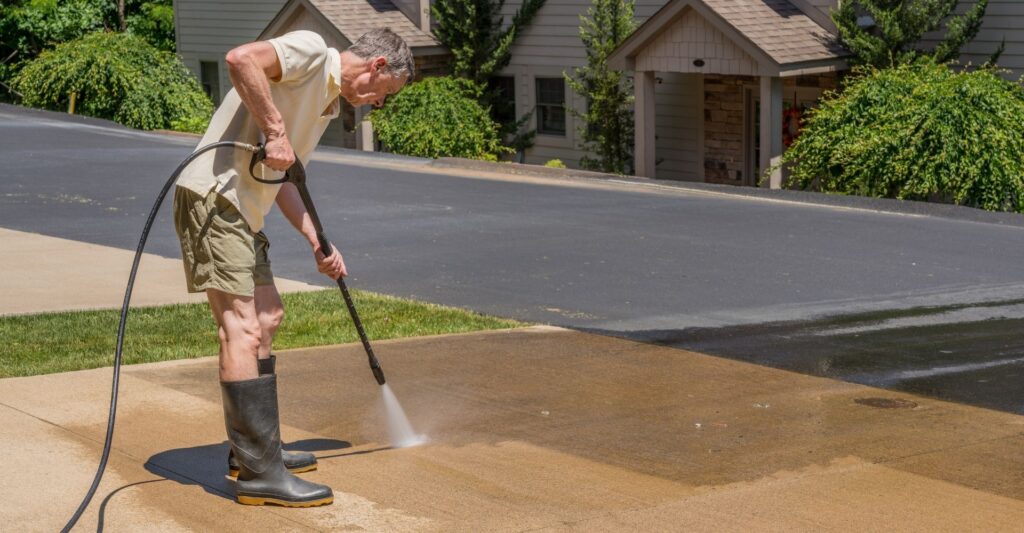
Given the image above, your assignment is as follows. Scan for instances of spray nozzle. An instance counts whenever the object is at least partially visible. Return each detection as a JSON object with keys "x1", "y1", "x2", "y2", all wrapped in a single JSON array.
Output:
[{"x1": 369, "y1": 352, "x2": 387, "y2": 385}]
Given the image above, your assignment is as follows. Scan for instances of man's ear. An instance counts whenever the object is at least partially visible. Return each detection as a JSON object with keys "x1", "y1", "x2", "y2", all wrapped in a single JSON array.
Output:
[{"x1": 371, "y1": 56, "x2": 388, "y2": 73}]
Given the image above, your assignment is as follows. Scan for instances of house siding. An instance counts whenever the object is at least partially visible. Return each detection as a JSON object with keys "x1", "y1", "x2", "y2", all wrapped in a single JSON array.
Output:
[
  {"x1": 500, "y1": 0, "x2": 702, "y2": 179},
  {"x1": 174, "y1": 0, "x2": 288, "y2": 102},
  {"x1": 636, "y1": 10, "x2": 760, "y2": 76},
  {"x1": 959, "y1": 0, "x2": 1024, "y2": 77},
  {"x1": 654, "y1": 72, "x2": 703, "y2": 181}
]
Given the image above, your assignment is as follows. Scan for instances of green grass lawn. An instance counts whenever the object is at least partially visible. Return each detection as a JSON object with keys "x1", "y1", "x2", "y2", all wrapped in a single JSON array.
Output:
[{"x1": 0, "y1": 289, "x2": 524, "y2": 378}]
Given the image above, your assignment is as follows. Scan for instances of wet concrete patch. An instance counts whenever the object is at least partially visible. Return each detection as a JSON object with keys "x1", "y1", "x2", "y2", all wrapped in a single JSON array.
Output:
[
  {"x1": 611, "y1": 300, "x2": 1024, "y2": 415},
  {"x1": 854, "y1": 398, "x2": 918, "y2": 409}
]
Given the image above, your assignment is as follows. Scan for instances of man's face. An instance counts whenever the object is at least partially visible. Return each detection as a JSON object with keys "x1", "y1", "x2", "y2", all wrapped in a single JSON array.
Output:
[{"x1": 344, "y1": 56, "x2": 408, "y2": 108}]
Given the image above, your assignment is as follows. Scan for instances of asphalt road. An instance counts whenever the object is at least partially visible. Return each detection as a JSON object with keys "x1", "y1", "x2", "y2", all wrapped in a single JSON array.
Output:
[{"x1": 5, "y1": 105, "x2": 1024, "y2": 413}]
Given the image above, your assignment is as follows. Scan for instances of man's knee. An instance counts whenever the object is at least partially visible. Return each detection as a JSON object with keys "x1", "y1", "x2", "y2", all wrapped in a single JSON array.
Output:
[
  {"x1": 260, "y1": 306, "x2": 285, "y2": 336},
  {"x1": 222, "y1": 314, "x2": 263, "y2": 351}
]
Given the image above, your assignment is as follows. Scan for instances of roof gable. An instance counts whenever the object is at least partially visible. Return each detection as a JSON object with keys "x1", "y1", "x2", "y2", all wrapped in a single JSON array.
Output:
[
  {"x1": 261, "y1": 0, "x2": 442, "y2": 51},
  {"x1": 610, "y1": 0, "x2": 848, "y2": 76}
]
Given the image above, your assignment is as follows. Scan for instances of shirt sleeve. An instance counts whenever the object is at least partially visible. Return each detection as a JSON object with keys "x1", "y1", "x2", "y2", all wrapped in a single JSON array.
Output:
[{"x1": 267, "y1": 31, "x2": 328, "y2": 84}]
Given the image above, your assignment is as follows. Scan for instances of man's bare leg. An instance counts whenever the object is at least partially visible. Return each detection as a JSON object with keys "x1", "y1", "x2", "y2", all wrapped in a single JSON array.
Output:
[
  {"x1": 206, "y1": 288, "x2": 261, "y2": 382},
  {"x1": 254, "y1": 284, "x2": 285, "y2": 359},
  {"x1": 210, "y1": 284, "x2": 332, "y2": 506}
]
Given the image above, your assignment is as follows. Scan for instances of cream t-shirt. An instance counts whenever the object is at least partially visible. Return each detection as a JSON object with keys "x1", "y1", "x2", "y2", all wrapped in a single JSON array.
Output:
[{"x1": 176, "y1": 30, "x2": 342, "y2": 232}]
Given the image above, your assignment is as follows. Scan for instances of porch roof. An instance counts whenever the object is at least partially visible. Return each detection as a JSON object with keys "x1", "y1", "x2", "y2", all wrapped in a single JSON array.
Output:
[
  {"x1": 261, "y1": 0, "x2": 445, "y2": 53},
  {"x1": 609, "y1": 0, "x2": 849, "y2": 77}
]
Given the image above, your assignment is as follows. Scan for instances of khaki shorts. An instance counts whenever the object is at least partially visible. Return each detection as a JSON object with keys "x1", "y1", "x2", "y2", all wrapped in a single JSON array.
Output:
[{"x1": 173, "y1": 186, "x2": 274, "y2": 297}]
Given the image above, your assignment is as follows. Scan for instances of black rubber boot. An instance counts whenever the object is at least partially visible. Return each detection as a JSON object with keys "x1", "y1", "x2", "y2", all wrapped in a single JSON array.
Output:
[
  {"x1": 227, "y1": 356, "x2": 317, "y2": 477},
  {"x1": 221, "y1": 375, "x2": 333, "y2": 507}
]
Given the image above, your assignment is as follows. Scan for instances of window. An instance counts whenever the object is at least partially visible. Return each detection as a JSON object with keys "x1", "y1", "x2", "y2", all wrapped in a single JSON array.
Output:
[
  {"x1": 489, "y1": 76, "x2": 516, "y2": 126},
  {"x1": 535, "y1": 77, "x2": 565, "y2": 136},
  {"x1": 200, "y1": 61, "x2": 221, "y2": 106}
]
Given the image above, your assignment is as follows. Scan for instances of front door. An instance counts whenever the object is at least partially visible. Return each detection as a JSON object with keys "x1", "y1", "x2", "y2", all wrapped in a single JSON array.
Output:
[{"x1": 745, "y1": 86, "x2": 823, "y2": 187}]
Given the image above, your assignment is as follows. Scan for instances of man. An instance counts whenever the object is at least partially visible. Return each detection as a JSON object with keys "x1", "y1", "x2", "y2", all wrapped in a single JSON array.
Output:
[{"x1": 173, "y1": 28, "x2": 412, "y2": 507}]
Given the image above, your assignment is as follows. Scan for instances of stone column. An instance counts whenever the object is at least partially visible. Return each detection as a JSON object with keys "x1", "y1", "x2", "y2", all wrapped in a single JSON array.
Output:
[
  {"x1": 635, "y1": 70, "x2": 656, "y2": 178},
  {"x1": 759, "y1": 75, "x2": 783, "y2": 188}
]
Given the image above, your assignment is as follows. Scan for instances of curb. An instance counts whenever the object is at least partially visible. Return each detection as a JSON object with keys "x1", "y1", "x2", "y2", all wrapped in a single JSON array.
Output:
[{"x1": 429, "y1": 157, "x2": 1024, "y2": 229}]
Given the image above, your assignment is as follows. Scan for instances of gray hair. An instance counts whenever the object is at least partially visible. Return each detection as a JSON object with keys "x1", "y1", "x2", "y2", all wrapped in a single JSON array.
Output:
[{"x1": 347, "y1": 28, "x2": 414, "y2": 81}]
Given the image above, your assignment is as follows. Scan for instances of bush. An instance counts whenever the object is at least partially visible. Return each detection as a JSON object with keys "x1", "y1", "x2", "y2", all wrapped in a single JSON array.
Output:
[
  {"x1": 783, "y1": 60, "x2": 1024, "y2": 212},
  {"x1": 13, "y1": 31, "x2": 212, "y2": 131},
  {"x1": 370, "y1": 76, "x2": 511, "y2": 161},
  {"x1": 544, "y1": 159, "x2": 566, "y2": 168}
]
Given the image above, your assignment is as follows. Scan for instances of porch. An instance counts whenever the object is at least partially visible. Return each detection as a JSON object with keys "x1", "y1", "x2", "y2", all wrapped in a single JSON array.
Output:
[{"x1": 609, "y1": 0, "x2": 849, "y2": 188}]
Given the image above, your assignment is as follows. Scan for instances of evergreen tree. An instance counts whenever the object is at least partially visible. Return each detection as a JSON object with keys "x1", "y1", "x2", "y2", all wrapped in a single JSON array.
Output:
[
  {"x1": 432, "y1": 0, "x2": 545, "y2": 152},
  {"x1": 832, "y1": 0, "x2": 993, "y2": 68},
  {"x1": 565, "y1": 0, "x2": 635, "y2": 174},
  {"x1": 432, "y1": 0, "x2": 546, "y2": 88}
]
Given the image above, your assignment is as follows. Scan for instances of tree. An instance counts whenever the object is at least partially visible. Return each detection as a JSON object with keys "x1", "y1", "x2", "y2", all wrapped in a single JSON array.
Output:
[
  {"x1": 126, "y1": 0, "x2": 175, "y2": 52},
  {"x1": 431, "y1": 0, "x2": 546, "y2": 151},
  {"x1": 432, "y1": 0, "x2": 546, "y2": 88},
  {"x1": 565, "y1": 0, "x2": 635, "y2": 174},
  {"x1": 1, "y1": 0, "x2": 175, "y2": 99},
  {"x1": 832, "y1": 0, "x2": 993, "y2": 68},
  {"x1": 13, "y1": 31, "x2": 212, "y2": 132},
  {"x1": 782, "y1": 60, "x2": 1024, "y2": 212}
]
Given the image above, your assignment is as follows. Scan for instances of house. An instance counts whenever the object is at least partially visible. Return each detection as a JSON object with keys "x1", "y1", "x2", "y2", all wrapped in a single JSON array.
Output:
[
  {"x1": 503, "y1": 0, "x2": 1021, "y2": 185},
  {"x1": 174, "y1": 0, "x2": 1023, "y2": 184},
  {"x1": 607, "y1": 0, "x2": 848, "y2": 186}
]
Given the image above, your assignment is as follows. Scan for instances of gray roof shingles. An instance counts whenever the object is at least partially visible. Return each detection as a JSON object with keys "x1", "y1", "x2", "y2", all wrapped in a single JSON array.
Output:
[
  {"x1": 703, "y1": 0, "x2": 847, "y2": 64},
  {"x1": 308, "y1": 0, "x2": 440, "y2": 48}
]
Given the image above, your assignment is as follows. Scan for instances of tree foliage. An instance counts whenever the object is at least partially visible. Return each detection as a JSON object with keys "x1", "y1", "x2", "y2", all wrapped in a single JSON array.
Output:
[
  {"x1": 832, "y1": 0, "x2": 992, "y2": 68},
  {"x1": 126, "y1": 0, "x2": 175, "y2": 52},
  {"x1": 370, "y1": 76, "x2": 512, "y2": 161},
  {"x1": 0, "y1": 0, "x2": 175, "y2": 99},
  {"x1": 565, "y1": 0, "x2": 635, "y2": 174},
  {"x1": 432, "y1": 0, "x2": 546, "y2": 87},
  {"x1": 431, "y1": 0, "x2": 546, "y2": 150},
  {"x1": 783, "y1": 60, "x2": 1024, "y2": 212},
  {"x1": 13, "y1": 31, "x2": 211, "y2": 132}
]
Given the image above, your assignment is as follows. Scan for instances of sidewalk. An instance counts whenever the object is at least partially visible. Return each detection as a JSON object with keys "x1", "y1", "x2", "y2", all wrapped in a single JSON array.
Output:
[
  {"x1": 0, "y1": 227, "x2": 319, "y2": 315},
  {"x1": 4, "y1": 326, "x2": 1024, "y2": 532}
]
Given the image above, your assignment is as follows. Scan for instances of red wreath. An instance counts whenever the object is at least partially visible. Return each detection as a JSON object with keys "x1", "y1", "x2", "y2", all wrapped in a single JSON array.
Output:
[{"x1": 782, "y1": 105, "x2": 805, "y2": 148}]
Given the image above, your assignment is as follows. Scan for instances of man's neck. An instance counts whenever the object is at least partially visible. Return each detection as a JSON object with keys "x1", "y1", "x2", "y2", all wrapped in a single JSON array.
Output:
[{"x1": 338, "y1": 51, "x2": 361, "y2": 104}]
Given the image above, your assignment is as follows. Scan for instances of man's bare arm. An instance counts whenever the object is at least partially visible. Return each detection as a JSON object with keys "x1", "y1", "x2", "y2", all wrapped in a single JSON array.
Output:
[
  {"x1": 225, "y1": 41, "x2": 294, "y2": 171},
  {"x1": 276, "y1": 182, "x2": 347, "y2": 279}
]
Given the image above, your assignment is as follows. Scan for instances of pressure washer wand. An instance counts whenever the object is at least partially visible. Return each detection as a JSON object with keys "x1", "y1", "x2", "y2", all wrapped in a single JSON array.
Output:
[{"x1": 250, "y1": 151, "x2": 387, "y2": 386}]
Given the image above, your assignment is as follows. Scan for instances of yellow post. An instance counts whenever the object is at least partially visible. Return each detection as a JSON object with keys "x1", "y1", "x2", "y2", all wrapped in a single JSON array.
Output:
[{"x1": 68, "y1": 92, "x2": 77, "y2": 115}]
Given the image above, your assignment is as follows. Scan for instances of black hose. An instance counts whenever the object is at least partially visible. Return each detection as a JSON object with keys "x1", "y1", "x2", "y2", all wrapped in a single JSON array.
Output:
[{"x1": 61, "y1": 140, "x2": 259, "y2": 533}]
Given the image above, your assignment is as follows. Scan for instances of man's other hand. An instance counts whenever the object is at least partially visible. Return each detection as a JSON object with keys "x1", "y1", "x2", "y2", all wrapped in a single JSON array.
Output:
[
  {"x1": 314, "y1": 243, "x2": 347, "y2": 280},
  {"x1": 263, "y1": 134, "x2": 296, "y2": 171}
]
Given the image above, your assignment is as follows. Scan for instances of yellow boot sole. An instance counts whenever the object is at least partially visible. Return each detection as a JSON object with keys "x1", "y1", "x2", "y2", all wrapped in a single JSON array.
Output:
[
  {"x1": 236, "y1": 494, "x2": 333, "y2": 507},
  {"x1": 229, "y1": 463, "x2": 317, "y2": 478}
]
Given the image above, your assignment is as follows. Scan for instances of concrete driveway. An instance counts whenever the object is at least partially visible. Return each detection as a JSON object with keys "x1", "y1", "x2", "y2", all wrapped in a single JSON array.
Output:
[{"x1": 6, "y1": 328, "x2": 1024, "y2": 532}]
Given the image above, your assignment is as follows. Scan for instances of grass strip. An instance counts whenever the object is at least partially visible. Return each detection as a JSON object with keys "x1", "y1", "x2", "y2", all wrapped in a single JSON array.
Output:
[{"x1": 0, "y1": 289, "x2": 524, "y2": 378}]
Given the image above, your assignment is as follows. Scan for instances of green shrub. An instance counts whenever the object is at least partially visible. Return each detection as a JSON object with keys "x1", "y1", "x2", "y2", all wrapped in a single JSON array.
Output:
[
  {"x1": 544, "y1": 159, "x2": 567, "y2": 168},
  {"x1": 783, "y1": 60, "x2": 1024, "y2": 212},
  {"x1": 13, "y1": 31, "x2": 212, "y2": 131},
  {"x1": 370, "y1": 76, "x2": 511, "y2": 161}
]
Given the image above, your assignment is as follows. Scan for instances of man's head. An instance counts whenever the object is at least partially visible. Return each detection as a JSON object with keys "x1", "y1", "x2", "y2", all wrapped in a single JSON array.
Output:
[{"x1": 339, "y1": 28, "x2": 413, "y2": 108}]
